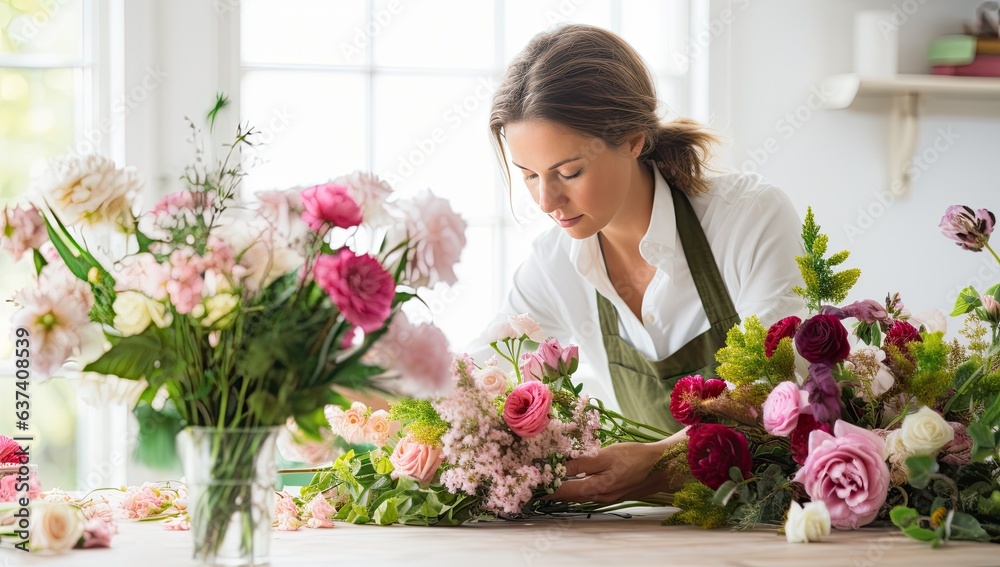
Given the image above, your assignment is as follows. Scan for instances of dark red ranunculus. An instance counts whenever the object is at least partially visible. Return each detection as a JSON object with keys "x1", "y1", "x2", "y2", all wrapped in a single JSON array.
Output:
[
  {"x1": 765, "y1": 316, "x2": 801, "y2": 358},
  {"x1": 884, "y1": 320, "x2": 922, "y2": 353},
  {"x1": 686, "y1": 424, "x2": 753, "y2": 489},
  {"x1": 789, "y1": 414, "x2": 831, "y2": 466},
  {"x1": 794, "y1": 314, "x2": 850, "y2": 364},
  {"x1": 669, "y1": 375, "x2": 728, "y2": 426}
]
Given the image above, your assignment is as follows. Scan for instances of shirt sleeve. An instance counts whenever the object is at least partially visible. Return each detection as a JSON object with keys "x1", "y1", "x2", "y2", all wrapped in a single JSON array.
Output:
[{"x1": 731, "y1": 184, "x2": 809, "y2": 327}]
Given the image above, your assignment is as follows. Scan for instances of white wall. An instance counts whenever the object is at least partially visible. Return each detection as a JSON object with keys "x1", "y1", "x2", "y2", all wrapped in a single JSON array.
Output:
[{"x1": 707, "y1": 0, "x2": 1000, "y2": 324}]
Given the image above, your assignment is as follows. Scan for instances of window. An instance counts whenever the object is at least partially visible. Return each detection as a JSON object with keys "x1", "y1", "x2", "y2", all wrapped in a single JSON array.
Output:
[
  {"x1": 0, "y1": 0, "x2": 110, "y2": 491},
  {"x1": 239, "y1": 0, "x2": 695, "y2": 349}
]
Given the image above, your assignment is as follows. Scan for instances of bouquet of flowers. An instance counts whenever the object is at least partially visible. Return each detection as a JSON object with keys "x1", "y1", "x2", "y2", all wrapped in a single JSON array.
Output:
[
  {"x1": 661, "y1": 206, "x2": 1000, "y2": 546},
  {"x1": 0, "y1": 97, "x2": 466, "y2": 561},
  {"x1": 296, "y1": 317, "x2": 671, "y2": 525}
]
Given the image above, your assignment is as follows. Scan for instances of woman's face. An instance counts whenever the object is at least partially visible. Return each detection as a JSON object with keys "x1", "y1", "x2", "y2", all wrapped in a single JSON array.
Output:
[{"x1": 504, "y1": 119, "x2": 641, "y2": 239}]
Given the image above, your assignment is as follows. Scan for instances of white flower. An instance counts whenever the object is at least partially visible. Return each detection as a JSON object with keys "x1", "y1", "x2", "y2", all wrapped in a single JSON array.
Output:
[
  {"x1": 112, "y1": 291, "x2": 170, "y2": 336},
  {"x1": 113, "y1": 253, "x2": 170, "y2": 300},
  {"x1": 785, "y1": 500, "x2": 831, "y2": 543},
  {"x1": 199, "y1": 293, "x2": 239, "y2": 329},
  {"x1": 214, "y1": 211, "x2": 304, "y2": 294},
  {"x1": 910, "y1": 309, "x2": 947, "y2": 335},
  {"x1": 845, "y1": 346, "x2": 894, "y2": 401},
  {"x1": 508, "y1": 313, "x2": 546, "y2": 342},
  {"x1": 475, "y1": 366, "x2": 512, "y2": 398},
  {"x1": 485, "y1": 318, "x2": 518, "y2": 343},
  {"x1": 35, "y1": 154, "x2": 140, "y2": 229},
  {"x1": 31, "y1": 502, "x2": 85, "y2": 552},
  {"x1": 884, "y1": 429, "x2": 911, "y2": 485},
  {"x1": 333, "y1": 171, "x2": 393, "y2": 226},
  {"x1": 388, "y1": 189, "x2": 467, "y2": 287},
  {"x1": 900, "y1": 406, "x2": 954, "y2": 456}
]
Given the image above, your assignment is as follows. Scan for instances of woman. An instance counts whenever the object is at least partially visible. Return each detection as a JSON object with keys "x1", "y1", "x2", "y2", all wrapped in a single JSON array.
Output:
[{"x1": 481, "y1": 24, "x2": 806, "y2": 503}]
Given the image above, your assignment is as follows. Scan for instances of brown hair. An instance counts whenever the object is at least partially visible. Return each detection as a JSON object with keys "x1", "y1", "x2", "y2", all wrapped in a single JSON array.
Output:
[{"x1": 489, "y1": 24, "x2": 718, "y2": 196}]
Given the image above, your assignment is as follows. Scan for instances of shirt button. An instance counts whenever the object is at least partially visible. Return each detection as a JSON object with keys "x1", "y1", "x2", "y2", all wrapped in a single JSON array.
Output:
[{"x1": 643, "y1": 313, "x2": 655, "y2": 325}]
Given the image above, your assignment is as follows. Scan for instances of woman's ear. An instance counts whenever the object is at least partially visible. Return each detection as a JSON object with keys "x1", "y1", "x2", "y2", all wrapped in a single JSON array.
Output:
[{"x1": 626, "y1": 131, "x2": 646, "y2": 158}]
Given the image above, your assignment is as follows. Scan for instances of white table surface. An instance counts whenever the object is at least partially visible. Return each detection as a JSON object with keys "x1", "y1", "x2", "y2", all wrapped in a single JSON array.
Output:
[{"x1": 4, "y1": 507, "x2": 999, "y2": 567}]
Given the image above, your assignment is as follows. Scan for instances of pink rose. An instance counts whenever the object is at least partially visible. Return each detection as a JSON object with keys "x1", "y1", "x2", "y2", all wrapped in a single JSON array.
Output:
[
  {"x1": 314, "y1": 250, "x2": 395, "y2": 332},
  {"x1": 793, "y1": 420, "x2": 890, "y2": 529},
  {"x1": 762, "y1": 381, "x2": 802, "y2": 437},
  {"x1": 503, "y1": 381, "x2": 553, "y2": 438},
  {"x1": 475, "y1": 366, "x2": 511, "y2": 398},
  {"x1": 519, "y1": 352, "x2": 545, "y2": 382},
  {"x1": 80, "y1": 516, "x2": 117, "y2": 548},
  {"x1": 305, "y1": 494, "x2": 336, "y2": 529},
  {"x1": 559, "y1": 344, "x2": 579, "y2": 374},
  {"x1": 389, "y1": 435, "x2": 444, "y2": 486},
  {"x1": 300, "y1": 183, "x2": 362, "y2": 232}
]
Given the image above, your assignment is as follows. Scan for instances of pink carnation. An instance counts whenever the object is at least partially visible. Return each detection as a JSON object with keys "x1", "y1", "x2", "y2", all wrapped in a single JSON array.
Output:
[
  {"x1": 80, "y1": 516, "x2": 117, "y2": 548},
  {"x1": 0, "y1": 436, "x2": 22, "y2": 464},
  {"x1": 305, "y1": 494, "x2": 336, "y2": 529},
  {"x1": 369, "y1": 312, "x2": 453, "y2": 395},
  {"x1": 389, "y1": 189, "x2": 467, "y2": 287},
  {"x1": 314, "y1": 249, "x2": 394, "y2": 332},
  {"x1": 1, "y1": 204, "x2": 48, "y2": 260},
  {"x1": 793, "y1": 420, "x2": 890, "y2": 529},
  {"x1": 301, "y1": 183, "x2": 362, "y2": 232},
  {"x1": 0, "y1": 470, "x2": 40, "y2": 502},
  {"x1": 503, "y1": 381, "x2": 553, "y2": 438},
  {"x1": 120, "y1": 483, "x2": 164, "y2": 519}
]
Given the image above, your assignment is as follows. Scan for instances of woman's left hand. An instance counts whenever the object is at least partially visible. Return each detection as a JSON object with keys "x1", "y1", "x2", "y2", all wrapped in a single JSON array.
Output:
[{"x1": 549, "y1": 429, "x2": 688, "y2": 504}]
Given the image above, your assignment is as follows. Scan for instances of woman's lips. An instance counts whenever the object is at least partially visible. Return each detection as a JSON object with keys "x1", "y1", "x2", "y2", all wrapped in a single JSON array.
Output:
[{"x1": 554, "y1": 214, "x2": 583, "y2": 228}]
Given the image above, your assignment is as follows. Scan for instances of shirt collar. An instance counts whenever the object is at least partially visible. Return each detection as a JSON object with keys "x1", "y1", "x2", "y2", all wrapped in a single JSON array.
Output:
[{"x1": 569, "y1": 166, "x2": 678, "y2": 279}]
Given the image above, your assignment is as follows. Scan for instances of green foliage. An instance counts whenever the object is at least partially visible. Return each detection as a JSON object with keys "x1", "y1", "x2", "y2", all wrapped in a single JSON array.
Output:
[
  {"x1": 662, "y1": 482, "x2": 732, "y2": 529},
  {"x1": 791, "y1": 207, "x2": 861, "y2": 313},
  {"x1": 389, "y1": 399, "x2": 448, "y2": 447},
  {"x1": 978, "y1": 491, "x2": 1000, "y2": 519},
  {"x1": 300, "y1": 450, "x2": 481, "y2": 526},
  {"x1": 905, "y1": 332, "x2": 955, "y2": 406},
  {"x1": 891, "y1": 506, "x2": 942, "y2": 547},
  {"x1": 715, "y1": 317, "x2": 795, "y2": 405},
  {"x1": 905, "y1": 455, "x2": 939, "y2": 489}
]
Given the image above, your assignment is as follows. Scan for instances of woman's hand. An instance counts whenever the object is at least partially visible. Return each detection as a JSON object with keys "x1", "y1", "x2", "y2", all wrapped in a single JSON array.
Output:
[{"x1": 549, "y1": 428, "x2": 688, "y2": 504}]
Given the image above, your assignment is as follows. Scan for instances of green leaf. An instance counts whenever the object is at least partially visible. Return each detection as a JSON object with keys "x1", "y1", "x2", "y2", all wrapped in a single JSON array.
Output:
[
  {"x1": 83, "y1": 332, "x2": 168, "y2": 382},
  {"x1": 947, "y1": 511, "x2": 991, "y2": 542},
  {"x1": 978, "y1": 491, "x2": 1000, "y2": 519},
  {"x1": 905, "y1": 455, "x2": 939, "y2": 489},
  {"x1": 32, "y1": 248, "x2": 47, "y2": 275},
  {"x1": 986, "y1": 283, "x2": 1000, "y2": 301},
  {"x1": 713, "y1": 480, "x2": 739, "y2": 506},
  {"x1": 951, "y1": 286, "x2": 982, "y2": 317},
  {"x1": 247, "y1": 391, "x2": 281, "y2": 424},
  {"x1": 967, "y1": 421, "x2": 998, "y2": 463},
  {"x1": 890, "y1": 505, "x2": 919, "y2": 527},
  {"x1": 728, "y1": 466, "x2": 746, "y2": 483},
  {"x1": 374, "y1": 497, "x2": 400, "y2": 525}
]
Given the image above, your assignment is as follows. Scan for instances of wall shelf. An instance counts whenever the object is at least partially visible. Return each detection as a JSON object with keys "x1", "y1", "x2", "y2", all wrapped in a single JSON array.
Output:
[{"x1": 817, "y1": 73, "x2": 1000, "y2": 195}]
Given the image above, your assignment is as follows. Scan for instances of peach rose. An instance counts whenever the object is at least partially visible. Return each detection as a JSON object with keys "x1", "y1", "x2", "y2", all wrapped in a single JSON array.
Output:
[{"x1": 389, "y1": 435, "x2": 443, "y2": 486}]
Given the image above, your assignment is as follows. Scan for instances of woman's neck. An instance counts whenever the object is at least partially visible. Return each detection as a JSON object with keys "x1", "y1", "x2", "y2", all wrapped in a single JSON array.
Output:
[{"x1": 598, "y1": 160, "x2": 655, "y2": 260}]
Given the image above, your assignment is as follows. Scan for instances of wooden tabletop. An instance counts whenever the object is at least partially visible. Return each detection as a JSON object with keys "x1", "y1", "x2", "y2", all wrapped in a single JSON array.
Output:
[{"x1": 9, "y1": 507, "x2": 999, "y2": 566}]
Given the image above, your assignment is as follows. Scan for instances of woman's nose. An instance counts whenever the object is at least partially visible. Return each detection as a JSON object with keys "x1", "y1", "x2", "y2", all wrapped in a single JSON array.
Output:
[{"x1": 537, "y1": 179, "x2": 565, "y2": 214}]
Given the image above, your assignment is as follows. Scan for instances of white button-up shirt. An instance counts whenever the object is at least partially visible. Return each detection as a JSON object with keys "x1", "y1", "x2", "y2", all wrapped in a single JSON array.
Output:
[{"x1": 471, "y1": 168, "x2": 807, "y2": 412}]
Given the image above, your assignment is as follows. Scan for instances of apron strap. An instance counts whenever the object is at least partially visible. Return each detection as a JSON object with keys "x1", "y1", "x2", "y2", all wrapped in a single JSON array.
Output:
[{"x1": 670, "y1": 186, "x2": 739, "y2": 327}]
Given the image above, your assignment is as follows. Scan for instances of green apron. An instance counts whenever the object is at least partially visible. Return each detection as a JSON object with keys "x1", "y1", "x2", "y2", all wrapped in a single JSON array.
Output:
[{"x1": 598, "y1": 185, "x2": 740, "y2": 434}]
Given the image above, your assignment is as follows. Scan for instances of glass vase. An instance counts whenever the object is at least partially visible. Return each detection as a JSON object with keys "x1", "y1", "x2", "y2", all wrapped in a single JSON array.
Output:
[{"x1": 179, "y1": 427, "x2": 280, "y2": 567}]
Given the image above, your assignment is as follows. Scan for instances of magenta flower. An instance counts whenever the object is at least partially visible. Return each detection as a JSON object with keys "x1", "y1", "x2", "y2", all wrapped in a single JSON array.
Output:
[
  {"x1": 940, "y1": 205, "x2": 995, "y2": 252},
  {"x1": 503, "y1": 381, "x2": 553, "y2": 438},
  {"x1": 301, "y1": 183, "x2": 363, "y2": 232},
  {"x1": 314, "y1": 249, "x2": 394, "y2": 332}
]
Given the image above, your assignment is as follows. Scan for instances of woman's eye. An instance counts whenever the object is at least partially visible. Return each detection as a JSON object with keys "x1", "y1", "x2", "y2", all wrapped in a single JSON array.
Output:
[
  {"x1": 523, "y1": 173, "x2": 538, "y2": 181},
  {"x1": 561, "y1": 170, "x2": 582, "y2": 180}
]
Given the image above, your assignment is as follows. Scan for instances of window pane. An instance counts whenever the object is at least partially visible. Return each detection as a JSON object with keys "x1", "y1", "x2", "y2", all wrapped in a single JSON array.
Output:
[
  {"x1": 374, "y1": 0, "x2": 495, "y2": 70},
  {"x1": 621, "y1": 0, "x2": 690, "y2": 75},
  {"x1": 240, "y1": 70, "x2": 368, "y2": 194},
  {"x1": 241, "y1": 0, "x2": 367, "y2": 67},
  {"x1": 0, "y1": 67, "x2": 75, "y2": 199},
  {"x1": 0, "y1": 0, "x2": 83, "y2": 57},
  {"x1": 372, "y1": 73, "x2": 498, "y2": 219},
  {"x1": 503, "y1": 0, "x2": 613, "y2": 63}
]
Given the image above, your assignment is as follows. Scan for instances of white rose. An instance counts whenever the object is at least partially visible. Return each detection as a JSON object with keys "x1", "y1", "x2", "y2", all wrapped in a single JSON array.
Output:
[
  {"x1": 785, "y1": 500, "x2": 831, "y2": 543},
  {"x1": 910, "y1": 309, "x2": 947, "y2": 335},
  {"x1": 508, "y1": 313, "x2": 546, "y2": 343},
  {"x1": 31, "y1": 503, "x2": 85, "y2": 552},
  {"x1": 485, "y1": 319, "x2": 518, "y2": 343},
  {"x1": 112, "y1": 291, "x2": 170, "y2": 336},
  {"x1": 475, "y1": 366, "x2": 512, "y2": 398},
  {"x1": 900, "y1": 406, "x2": 954, "y2": 456}
]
